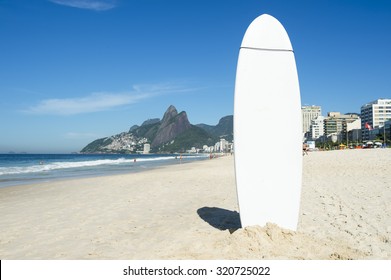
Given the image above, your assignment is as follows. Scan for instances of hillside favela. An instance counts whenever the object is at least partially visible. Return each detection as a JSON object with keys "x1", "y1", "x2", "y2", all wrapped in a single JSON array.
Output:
[{"x1": 80, "y1": 98, "x2": 391, "y2": 155}]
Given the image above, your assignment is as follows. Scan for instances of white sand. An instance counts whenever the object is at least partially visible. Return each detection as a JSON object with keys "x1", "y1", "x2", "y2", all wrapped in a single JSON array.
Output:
[{"x1": 0, "y1": 149, "x2": 390, "y2": 259}]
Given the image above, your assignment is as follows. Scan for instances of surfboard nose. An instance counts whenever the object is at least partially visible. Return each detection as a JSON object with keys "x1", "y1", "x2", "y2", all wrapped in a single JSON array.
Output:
[{"x1": 241, "y1": 14, "x2": 293, "y2": 51}]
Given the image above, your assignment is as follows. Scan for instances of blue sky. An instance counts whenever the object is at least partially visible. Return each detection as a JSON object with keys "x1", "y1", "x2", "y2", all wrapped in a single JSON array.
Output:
[{"x1": 1, "y1": 0, "x2": 390, "y2": 153}]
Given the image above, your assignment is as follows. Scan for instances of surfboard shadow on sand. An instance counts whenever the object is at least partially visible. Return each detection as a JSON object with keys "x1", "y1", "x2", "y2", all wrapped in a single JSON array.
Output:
[{"x1": 197, "y1": 207, "x2": 241, "y2": 233}]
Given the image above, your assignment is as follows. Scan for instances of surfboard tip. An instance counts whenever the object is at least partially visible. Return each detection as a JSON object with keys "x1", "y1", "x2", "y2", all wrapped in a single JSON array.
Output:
[{"x1": 241, "y1": 14, "x2": 293, "y2": 51}]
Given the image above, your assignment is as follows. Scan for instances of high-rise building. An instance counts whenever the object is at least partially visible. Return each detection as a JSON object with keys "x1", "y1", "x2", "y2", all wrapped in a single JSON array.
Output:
[
  {"x1": 361, "y1": 99, "x2": 391, "y2": 141},
  {"x1": 143, "y1": 143, "x2": 150, "y2": 154},
  {"x1": 323, "y1": 112, "x2": 360, "y2": 142},
  {"x1": 302, "y1": 105, "x2": 321, "y2": 135},
  {"x1": 310, "y1": 116, "x2": 325, "y2": 140}
]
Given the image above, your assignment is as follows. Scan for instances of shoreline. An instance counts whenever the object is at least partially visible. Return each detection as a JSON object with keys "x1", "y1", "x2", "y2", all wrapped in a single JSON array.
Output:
[
  {"x1": 1, "y1": 150, "x2": 390, "y2": 259},
  {"x1": 0, "y1": 153, "x2": 212, "y2": 189}
]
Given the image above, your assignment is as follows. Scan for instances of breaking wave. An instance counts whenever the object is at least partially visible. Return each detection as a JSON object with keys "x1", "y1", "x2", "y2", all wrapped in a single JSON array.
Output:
[
  {"x1": 0, "y1": 155, "x2": 210, "y2": 176},
  {"x1": 0, "y1": 156, "x2": 179, "y2": 176}
]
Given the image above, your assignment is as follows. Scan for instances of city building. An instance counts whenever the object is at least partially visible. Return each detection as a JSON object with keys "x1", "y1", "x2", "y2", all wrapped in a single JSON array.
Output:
[
  {"x1": 384, "y1": 120, "x2": 391, "y2": 145},
  {"x1": 323, "y1": 112, "x2": 361, "y2": 143},
  {"x1": 143, "y1": 143, "x2": 150, "y2": 154},
  {"x1": 309, "y1": 116, "x2": 325, "y2": 140},
  {"x1": 346, "y1": 119, "x2": 362, "y2": 144},
  {"x1": 214, "y1": 138, "x2": 230, "y2": 153},
  {"x1": 302, "y1": 105, "x2": 322, "y2": 137},
  {"x1": 361, "y1": 99, "x2": 391, "y2": 141},
  {"x1": 366, "y1": 119, "x2": 391, "y2": 145}
]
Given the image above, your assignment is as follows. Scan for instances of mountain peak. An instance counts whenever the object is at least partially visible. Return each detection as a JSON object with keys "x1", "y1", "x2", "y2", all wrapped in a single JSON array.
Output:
[
  {"x1": 80, "y1": 105, "x2": 232, "y2": 153},
  {"x1": 195, "y1": 115, "x2": 233, "y2": 141},
  {"x1": 151, "y1": 105, "x2": 191, "y2": 147},
  {"x1": 161, "y1": 105, "x2": 178, "y2": 123},
  {"x1": 167, "y1": 105, "x2": 177, "y2": 111}
]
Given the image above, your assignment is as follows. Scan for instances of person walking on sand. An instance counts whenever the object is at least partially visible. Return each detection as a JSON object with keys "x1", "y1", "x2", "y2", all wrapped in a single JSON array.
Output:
[{"x1": 302, "y1": 143, "x2": 309, "y2": 155}]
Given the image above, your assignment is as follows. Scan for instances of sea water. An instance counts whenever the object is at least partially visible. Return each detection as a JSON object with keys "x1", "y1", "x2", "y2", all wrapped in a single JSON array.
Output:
[{"x1": 0, "y1": 153, "x2": 208, "y2": 188}]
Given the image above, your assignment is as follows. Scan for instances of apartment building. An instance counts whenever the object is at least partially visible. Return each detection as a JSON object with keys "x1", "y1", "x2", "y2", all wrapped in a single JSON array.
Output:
[
  {"x1": 361, "y1": 99, "x2": 391, "y2": 141},
  {"x1": 302, "y1": 105, "x2": 321, "y2": 136},
  {"x1": 310, "y1": 116, "x2": 325, "y2": 140},
  {"x1": 323, "y1": 112, "x2": 360, "y2": 142}
]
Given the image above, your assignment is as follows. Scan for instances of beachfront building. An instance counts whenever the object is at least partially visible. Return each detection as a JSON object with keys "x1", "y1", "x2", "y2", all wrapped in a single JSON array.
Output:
[
  {"x1": 323, "y1": 112, "x2": 361, "y2": 143},
  {"x1": 302, "y1": 105, "x2": 322, "y2": 137},
  {"x1": 143, "y1": 143, "x2": 150, "y2": 154},
  {"x1": 346, "y1": 119, "x2": 362, "y2": 144},
  {"x1": 203, "y1": 145, "x2": 215, "y2": 153},
  {"x1": 309, "y1": 116, "x2": 325, "y2": 140},
  {"x1": 202, "y1": 139, "x2": 233, "y2": 154},
  {"x1": 365, "y1": 119, "x2": 391, "y2": 144},
  {"x1": 215, "y1": 138, "x2": 230, "y2": 153},
  {"x1": 384, "y1": 120, "x2": 391, "y2": 145},
  {"x1": 361, "y1": 99, "x2": 391, "y2": 141}
]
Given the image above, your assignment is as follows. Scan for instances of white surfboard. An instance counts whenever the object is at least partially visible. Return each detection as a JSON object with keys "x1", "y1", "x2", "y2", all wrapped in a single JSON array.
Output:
[{"x1": 234, "y1": 14, "x2": 302, "y2": 230}]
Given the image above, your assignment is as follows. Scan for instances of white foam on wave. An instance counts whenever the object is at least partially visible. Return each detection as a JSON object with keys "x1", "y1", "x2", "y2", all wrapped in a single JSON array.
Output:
[
  {"x1": 135, "y1": 156, "x2": 175, "y2": 162},
  {"x1": 0, "y1": 154, "x2": 210, "y2": 176},
  {"x1": 0, "y1": 156, "x2": 180, "y2": 176}
]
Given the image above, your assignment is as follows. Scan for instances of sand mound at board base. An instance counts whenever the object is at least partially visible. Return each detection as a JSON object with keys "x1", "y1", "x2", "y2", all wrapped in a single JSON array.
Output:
[{"x1": 169, "y1": 223, "x2": 366, "y2": 260}]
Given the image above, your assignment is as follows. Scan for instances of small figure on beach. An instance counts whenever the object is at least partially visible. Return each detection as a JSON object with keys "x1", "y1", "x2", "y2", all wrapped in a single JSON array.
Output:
[{"x1": 302, "y1": 143, "x2": 309, "y2": 155}]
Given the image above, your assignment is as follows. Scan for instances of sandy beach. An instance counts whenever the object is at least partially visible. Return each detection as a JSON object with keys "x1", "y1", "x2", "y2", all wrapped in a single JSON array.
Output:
[{"x1": 0, "y1": 149, "x2": 390, "y2": 259}]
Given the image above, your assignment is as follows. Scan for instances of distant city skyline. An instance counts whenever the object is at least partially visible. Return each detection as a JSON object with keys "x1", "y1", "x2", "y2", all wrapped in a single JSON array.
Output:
[
  {"x1": 302, "y1": 99, "x2": 391, "y2": 145},
  {"x1": 1, "y1": 0, "x2": 391, "y2": 153}
]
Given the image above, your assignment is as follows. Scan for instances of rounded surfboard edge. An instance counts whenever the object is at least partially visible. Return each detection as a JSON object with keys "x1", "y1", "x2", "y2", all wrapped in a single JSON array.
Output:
[{"x1": 234, "y1": 14, "x2": 302, "y2": 231}]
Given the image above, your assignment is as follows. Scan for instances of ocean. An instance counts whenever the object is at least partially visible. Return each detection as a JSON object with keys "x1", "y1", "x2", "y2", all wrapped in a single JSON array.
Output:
[{"x1": 0, "y1": 153, "x2": 209, "y2": 188}]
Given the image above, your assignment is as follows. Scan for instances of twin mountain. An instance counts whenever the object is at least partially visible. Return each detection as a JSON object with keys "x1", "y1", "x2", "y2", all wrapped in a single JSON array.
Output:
[{"x1": 80, "y1": 105, "x2": 233, "y2": 154}]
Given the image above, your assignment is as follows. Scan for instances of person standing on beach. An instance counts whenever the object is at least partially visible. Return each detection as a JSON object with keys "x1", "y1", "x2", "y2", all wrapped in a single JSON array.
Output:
[{"x1": 303, "y1": 143, "x2": 308, "y2": 155}]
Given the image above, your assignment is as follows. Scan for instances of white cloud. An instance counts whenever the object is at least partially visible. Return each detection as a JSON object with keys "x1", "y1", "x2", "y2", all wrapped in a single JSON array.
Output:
[
  {"x1": 49, "y1": 0, "x2": 117, "y2": 11},
  {"x1": 24, "y1": 83, "x2": 193, "y2": 116},
  {"x1": 25, "y1": 92, "x2": 147, "y2": 115}
]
